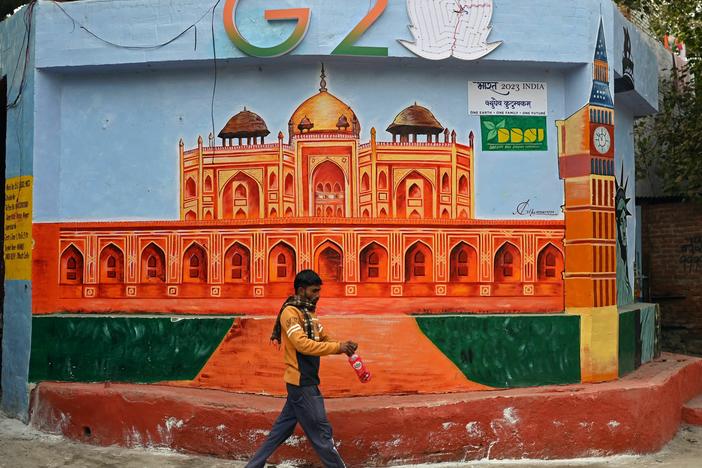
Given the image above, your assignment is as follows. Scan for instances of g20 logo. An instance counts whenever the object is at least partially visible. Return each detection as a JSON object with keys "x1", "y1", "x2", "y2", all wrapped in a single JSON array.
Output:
[{"x1": 223, "y1": 0, "x2": 388, "y2": 58}]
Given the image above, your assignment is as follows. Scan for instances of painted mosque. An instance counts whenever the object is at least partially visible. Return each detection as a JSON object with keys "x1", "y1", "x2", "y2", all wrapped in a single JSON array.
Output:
[{"x1": 42, "y1": 66, "x2": 571, "y2": 311}]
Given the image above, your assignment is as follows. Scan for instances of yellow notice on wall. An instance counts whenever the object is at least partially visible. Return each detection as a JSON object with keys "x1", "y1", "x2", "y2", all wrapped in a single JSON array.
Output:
[{"x1": 4, "y1": 176, "x2": 33, "y2": 280}]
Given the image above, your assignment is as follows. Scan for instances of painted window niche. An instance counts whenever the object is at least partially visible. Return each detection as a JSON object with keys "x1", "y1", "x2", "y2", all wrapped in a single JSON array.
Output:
[
  {"x1": 269, "y1": 243, "x2": 296, "y2": 282},
  {"x1": 313, "y1": 161, "x2": 346, "y2": 218},
  {"x1": 405, "y1": 242, "x2": 433, "y2": 283},
  {"x1": 538, "y1": 244, "x2": 564, "y2": 281},
  {"x1": 60, "y1": 245, "x2": 84, "y2": 285},
  {"x1": 99, "y1": 244, "x2": 125, "y2": 283},
  {"x1": 360, "y1": 242, "x2": 389, "y2": 282},
  {"x1": 450, "y1": 242, "x2": 478, "y2": 283},
  {"x1": 141, "y1": 243, "x2": 166, "y2": 283},
  {"x1": 226, "y1": 243, "x2": 250, "y2": 283},
  {"x1": 183, "y1": 244, "x2": 208, "y2": 283},
  {"x1": 185, "y1": 178, "x2": 197, "y2": 198},
  {"x1": 315, "y1": 241, "x2": 343, "y2": 282},
  {"x1": 495, "y1": 243, "x2": 522, "y2": 283},
  {"x1": 222, "y1": 173, "x2": 260, "y2": 220},
  {"x1": 396, "y1": 173, "x2": 433, "y2": 219}
]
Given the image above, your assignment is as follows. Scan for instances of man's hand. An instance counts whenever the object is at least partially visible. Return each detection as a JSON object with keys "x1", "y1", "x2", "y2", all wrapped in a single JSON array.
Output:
[{"x1": 339, "y1": 341, "x2": 358, "y2": 356}]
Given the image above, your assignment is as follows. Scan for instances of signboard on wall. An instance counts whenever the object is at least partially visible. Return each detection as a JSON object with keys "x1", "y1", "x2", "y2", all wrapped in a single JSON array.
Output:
[
  {"x1": 4, "y1": 176, "x2": 32, "y2": 280},
  {"x1": 481, "y1": 116, "x2": 548, "y2": 151},
  {"x1": 469, "y1": 81, "x2": 548, "y2": 116}
]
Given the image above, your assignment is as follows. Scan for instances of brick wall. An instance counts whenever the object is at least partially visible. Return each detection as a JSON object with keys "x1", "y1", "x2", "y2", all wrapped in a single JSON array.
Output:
[{"x1": 641, "y1": 201, "x2": 702, "y2": 356}]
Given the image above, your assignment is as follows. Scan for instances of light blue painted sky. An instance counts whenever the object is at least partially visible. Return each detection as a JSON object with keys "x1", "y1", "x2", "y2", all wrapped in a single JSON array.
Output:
[
  {"x1": 36, "y1": 59, "x2": 569, "y2": 221},
  {"x1": 27, "y1": 0, "x2": 659, "y2": 225}
]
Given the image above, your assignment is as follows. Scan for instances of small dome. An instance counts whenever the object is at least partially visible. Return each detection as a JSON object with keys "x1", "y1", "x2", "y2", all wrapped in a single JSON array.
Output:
[
  {"x1": 289, "y1": 65, "x2": 359, "y2": 136},
  {"x1": 297, "y1": 116, "x2": 314, "y2": 132},
  {"x1": 218, "y1": 108, "x2": 270, "y2": 139},
  {"x1": 336, "y1": 115, "x2": 350, "y2": 130},
  {"x1": 387, "y1": 103, "x2": 444, "y2": 135}
]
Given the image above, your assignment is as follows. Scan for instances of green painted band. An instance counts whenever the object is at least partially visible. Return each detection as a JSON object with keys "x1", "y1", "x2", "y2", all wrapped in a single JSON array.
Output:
[
  {"x1": 29, "y1": 317, "x2": 234, "y2": 383},
  {"x1": 416, "y1": 315, "x2": 581, "y2": 388}
]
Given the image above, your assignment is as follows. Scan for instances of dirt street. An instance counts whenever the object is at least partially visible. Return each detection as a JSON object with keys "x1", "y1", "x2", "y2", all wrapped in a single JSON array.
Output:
[{"x1": 1, "y1": 413, "x2": 701, "y2": 467}]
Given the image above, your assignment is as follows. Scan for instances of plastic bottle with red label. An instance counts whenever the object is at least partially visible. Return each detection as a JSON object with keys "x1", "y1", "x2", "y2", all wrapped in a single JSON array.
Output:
[{"x1": 348, "y1": 354, "x2": 371, "y2": 383}]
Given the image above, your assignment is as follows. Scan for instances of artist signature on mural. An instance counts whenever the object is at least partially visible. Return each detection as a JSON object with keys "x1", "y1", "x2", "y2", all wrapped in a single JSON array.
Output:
[{"x1": 513, "y1": 200, "x2": 560, "y2": 217}]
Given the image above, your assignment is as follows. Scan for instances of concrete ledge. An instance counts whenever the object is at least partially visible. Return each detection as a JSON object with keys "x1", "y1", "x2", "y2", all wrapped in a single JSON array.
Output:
[
  {"x1": 28, "y1": 354, "x2": 702, "y2": 466},
  {"x1": 683, "y1": 396, "x2": 702, "y2": 426}
]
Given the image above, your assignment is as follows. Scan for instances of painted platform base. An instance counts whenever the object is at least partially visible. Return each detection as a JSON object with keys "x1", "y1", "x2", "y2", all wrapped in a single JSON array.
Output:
[{"x1": 29, "y1": 354, "x2": 702, "y2": 466}]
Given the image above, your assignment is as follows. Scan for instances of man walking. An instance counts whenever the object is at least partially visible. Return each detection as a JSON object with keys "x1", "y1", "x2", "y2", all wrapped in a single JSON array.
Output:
[{"x1": 246, "y1": 269, "x2": 357, "y2": 468}]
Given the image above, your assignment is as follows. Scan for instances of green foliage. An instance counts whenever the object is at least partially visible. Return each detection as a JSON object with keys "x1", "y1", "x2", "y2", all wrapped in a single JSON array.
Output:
[
  {"x1": 1, "y1": 0, "x2": 27, "y2": 19},
  {"x1": 615, "y1": 0, "x2": 701, "y2": 76},
  {"x1": 616, "y1": 0, "x2": 702, "y2": 200},
  {"x1": 635, "y1": 68, "x2": 702, "y2": 200}
]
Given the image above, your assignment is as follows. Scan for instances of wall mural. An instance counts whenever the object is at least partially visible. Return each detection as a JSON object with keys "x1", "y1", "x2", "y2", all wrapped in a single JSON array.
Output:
[
  {"x1": 613, "y1": 18, "x2": 639, "y2": 302},
  {"x1": 28, "y1": 18, "x2": 658, "y2": 397},
  {"x1": 556, "y1": 20, "x2": 620, "y2": 382},
  {"x1": 618, "y1": 303, "x2": 660, "y2": 377},
  {"x1": 33, "y1": 65, "x2": 565, "y2": 316},
  {"x1": 30, "y1": 313, "x2": 586, "y2": 396},
  {"x1": 30, "y1": 317, "x2": 234, "y2": 383},
  {"x1": 400, "y1": 0, "x2": 501, "y2": 60},
  {"x1": 416, "y1": 315, "x2": 581, "y2": 387},
  {"x1": 616, "y1": 165, "x2": 634, "y2": 306},
  {"x1": 614, "y1": 27, "x2": 635, "y2": 93}
]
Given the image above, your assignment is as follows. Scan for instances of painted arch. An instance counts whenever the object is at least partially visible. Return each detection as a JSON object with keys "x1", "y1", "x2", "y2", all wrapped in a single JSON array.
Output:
[
  {"x1": 405, "y1": 241, "x2": 433, "y2": 283},
  {"x1": 314, "y1": 240, "x2": 344, "y2": 283},
  {"x1": 269, "y1": 241, "x2": 297, "y2": 283}
]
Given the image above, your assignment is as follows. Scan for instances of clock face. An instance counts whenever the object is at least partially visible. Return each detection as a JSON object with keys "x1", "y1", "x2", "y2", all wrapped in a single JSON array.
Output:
[{"x1": 593, "y1": 126, "x2": 611, "y2": 154}]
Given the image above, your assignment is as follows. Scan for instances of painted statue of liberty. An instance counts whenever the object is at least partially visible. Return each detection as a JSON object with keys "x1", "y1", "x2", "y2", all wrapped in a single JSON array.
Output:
[
  {"x1": 399, "y1": 0, "x2": 502, "y2": 60},
  {"x1": 616, "y1": 166, "x2": 634, "y2": 306}
]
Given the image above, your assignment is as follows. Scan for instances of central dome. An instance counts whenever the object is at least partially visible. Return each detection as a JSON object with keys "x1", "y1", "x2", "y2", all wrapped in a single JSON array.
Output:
[{"x1": 289, "y1": 66, "x2": 359, "y2": 136}]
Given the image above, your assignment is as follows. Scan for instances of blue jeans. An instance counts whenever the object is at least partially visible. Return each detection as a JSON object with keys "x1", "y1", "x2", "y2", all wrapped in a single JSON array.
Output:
[{"x1": 245, "y1": 384, "x2": 346, "y2": 468}]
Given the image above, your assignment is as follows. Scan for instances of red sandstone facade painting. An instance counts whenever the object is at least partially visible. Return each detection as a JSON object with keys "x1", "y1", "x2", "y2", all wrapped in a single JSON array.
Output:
[{"x1": 32, "y1": 68, "x2": 565, "y2": 315}]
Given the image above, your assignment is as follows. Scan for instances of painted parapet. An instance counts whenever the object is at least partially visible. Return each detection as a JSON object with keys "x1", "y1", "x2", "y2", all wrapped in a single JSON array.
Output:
[{"x1": 27, "y1": 356, "x2": 702, "y2": 465}]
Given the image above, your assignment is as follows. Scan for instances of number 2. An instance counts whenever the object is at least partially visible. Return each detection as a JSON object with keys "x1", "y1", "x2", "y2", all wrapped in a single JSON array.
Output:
[{"x1": 332, "y1": 0, "x2": 388, "y2": 56}]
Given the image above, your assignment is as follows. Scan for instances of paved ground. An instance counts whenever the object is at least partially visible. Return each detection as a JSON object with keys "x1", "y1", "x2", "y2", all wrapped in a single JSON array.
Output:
[{"x1": 1, "y1": 413, "x2": 701, "y2": 467}]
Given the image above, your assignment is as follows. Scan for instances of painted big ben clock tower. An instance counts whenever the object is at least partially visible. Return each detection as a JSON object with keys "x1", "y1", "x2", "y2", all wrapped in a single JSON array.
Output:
[{"x1": 556, "y1": 19, "x2": 618, "y2": 383}]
